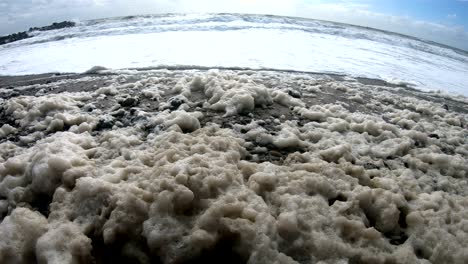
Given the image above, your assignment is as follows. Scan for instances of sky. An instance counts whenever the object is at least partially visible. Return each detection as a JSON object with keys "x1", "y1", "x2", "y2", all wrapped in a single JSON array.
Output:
[{"x1": 0, "y1": 0, "x2": 467, "y2": 50}]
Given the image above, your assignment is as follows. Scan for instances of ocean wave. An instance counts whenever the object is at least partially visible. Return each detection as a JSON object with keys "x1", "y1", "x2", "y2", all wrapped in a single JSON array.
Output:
[{"x1": 0, "y1": 13, "x2": 467, "y2": 95}]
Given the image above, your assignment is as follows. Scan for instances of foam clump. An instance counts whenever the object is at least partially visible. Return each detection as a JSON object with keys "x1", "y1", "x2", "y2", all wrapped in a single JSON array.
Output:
[
  {"x1": 36, "y1": 222, "x2": 92, "y2": 264},
  {"x1": 83, "y1": 65, "x2": 108, "y2": 74},
  {"x1": 0, "y1": 124, "x2": 16, "y2": 139},
  {"x1": 271, "y1": 90, "x2": 304, "y2": 107},
  {"x1": 3, "y1": 93, "x2": 96, "y2": 141},
  {"x1": 273, "y1": 124, "x2": 306, "y2": 149},
  {"x1": 174, "y1": 73, "x2": 280, "y2": 116},
  {"x1": 0, "y1": 207, "x2": 48, "y2": 263},
  {"x1": 0, "y1": 132, "x2": 94, "y2": 215},
  {"x1": 151, "y1": 110, "x2": 203, "y2": 132},
  {"x1": 0, "y1": 69, "x2": 467, "y2": 263}
]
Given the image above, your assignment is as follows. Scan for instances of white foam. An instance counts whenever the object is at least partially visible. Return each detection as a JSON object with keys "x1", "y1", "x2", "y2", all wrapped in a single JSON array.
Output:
[{"x1": 0, "y1": 70, "x2": 467, "y2": 263}]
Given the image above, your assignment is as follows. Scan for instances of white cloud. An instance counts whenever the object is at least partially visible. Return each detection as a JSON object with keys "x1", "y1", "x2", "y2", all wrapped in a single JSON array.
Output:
[
  {"x1": 289, "y1": 3, "x2": 468, "y2": 50},
  {"x1": 0, "y1": 0, "x2": 467, "y2": 50},
  {"x1": 447, "y1": 14, "x2": 457, "y2": 19}
]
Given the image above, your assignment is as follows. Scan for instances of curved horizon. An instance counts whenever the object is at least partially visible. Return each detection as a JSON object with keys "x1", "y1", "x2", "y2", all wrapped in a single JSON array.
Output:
[
  {"x1": 0, "y1": 13, "x2": 466, "y2": 96},
  {"x1": 4, "y1": 12, "x2": 468, "y2": 54},
  {"x1": 1, "y1": 0, "x2": 467, "y2": 51}
]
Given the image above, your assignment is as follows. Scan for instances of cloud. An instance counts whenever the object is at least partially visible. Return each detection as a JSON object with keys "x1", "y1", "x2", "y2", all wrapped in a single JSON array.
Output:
[
  {"x1": 290, "y1": 3, "x2": 468, "y2": 50},
  {"x1": 447, "y1": 14, "x2": 457, "y2": 19},
  {"x1": 0, "y1": 0, "x2": 467, "y2": 50},
  {"x1": 293, "y1": 2, "x2": 468, "y2": 50}
]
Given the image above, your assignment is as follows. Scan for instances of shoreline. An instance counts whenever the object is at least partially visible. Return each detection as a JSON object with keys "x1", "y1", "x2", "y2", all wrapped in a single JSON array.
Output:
[{"x1": 1, "y1": 68, "x2": 467, "y2": 114}]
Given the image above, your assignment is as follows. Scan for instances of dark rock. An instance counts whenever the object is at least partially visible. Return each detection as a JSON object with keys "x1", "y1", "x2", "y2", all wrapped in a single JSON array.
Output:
[
  {"x1": 288, "y1": 89, "x2": 302, "y2": 99},
  {"x1": 0, "y1": 31, "x2": 30, "y2": 45},
  {"x1": 119, "y1": 97, "x2": 139, "y2": 107},
  {"x1": 168, "y1": 97, "x2": 186, "y2": 110},
  {"x1": 363, "y1": 163, "x2": 379, "y2": 170},
  {"x1": 84, "y1": 105, "x2": 94, "y2": 112},
  {"x1": 111, "y1": 109, "x2": 126, "y2": 117},
  {"x1": 428, "y1": 133, "x2": 439, "y2": 139},
  {"x1": 96, "y1": 119, "x2": 115, "y2": 130},
  {"x1": 443, "y1": 104, "x2": 449, "y2": 111},
  {"x1": 29, "y1": 21, "x2": 76, "y2": 32},
  {"x1": 1, "y1": 21, "x2": 76, "y2": 46},
  {"x1": 270, "y1": 150, "x2": 282, "y2": 157},
  {"x1": 386, "y1": 231, "x2": 408, "y2": 246},
  {"x1": 7, "y1": 136, "x2": 17, "y2": 142}
]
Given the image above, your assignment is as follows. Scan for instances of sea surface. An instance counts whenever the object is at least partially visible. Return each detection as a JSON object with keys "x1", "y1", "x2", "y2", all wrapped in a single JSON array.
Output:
[{"x1": 0, "y1": 13, "x2": 467, "y2": 95}]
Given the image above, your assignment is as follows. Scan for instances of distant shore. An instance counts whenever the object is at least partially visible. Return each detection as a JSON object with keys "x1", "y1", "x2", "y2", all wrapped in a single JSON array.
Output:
[{"x1": 0, "y1": 21, "x2": 75, "y2": 45}]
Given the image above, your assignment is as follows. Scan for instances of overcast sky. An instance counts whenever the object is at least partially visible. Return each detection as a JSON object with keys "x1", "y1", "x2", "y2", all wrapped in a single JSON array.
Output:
[{"x1": 0, "y1": 0, "x2": 467, "y2": 50}]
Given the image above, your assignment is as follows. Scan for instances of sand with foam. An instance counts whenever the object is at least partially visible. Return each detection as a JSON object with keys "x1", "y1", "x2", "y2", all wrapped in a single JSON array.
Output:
[{"x1": 0, "y1": 69, "x2": 467, "y2": 263}]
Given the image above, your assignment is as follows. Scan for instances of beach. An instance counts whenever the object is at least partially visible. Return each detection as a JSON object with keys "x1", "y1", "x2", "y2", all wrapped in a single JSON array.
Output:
[{"x1": 0, "y1": 68, "x2": 467, "y2": 263}]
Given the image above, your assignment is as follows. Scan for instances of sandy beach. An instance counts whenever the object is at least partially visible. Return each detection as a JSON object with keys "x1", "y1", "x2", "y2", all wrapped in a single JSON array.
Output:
[{"x1": 0, "y1": 68, "x2": 467, "y2": 263}]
